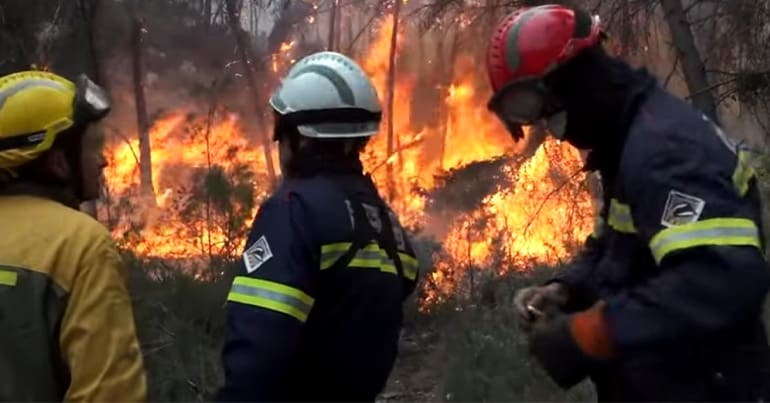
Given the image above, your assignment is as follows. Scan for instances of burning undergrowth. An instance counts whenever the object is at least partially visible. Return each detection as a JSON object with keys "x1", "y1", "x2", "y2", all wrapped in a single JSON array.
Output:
[
  {"x1": 426, "y1": 155, "x2": 523, "y2": 214},
  {"x1": 100, "y1": 13, "x2": 595, "y2": 305}
]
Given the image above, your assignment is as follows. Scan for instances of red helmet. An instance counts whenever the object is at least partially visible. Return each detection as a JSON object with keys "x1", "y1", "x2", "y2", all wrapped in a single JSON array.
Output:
[
  {"x1": 486, "y1": 4, "x2": 604, "y2": 93},
  {"x1": 485, "y1": 5, "x2": 604, "y2": 140}
]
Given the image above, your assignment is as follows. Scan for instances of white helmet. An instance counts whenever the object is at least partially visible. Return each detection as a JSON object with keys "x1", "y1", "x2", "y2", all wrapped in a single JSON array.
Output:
[{"x1": 269, "y1": 51, "x2": 382, "y2": 138}]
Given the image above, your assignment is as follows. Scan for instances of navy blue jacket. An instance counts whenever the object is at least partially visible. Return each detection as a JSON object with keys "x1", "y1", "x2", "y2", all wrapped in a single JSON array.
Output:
[
  {"x1": 217, "y1": 172, "x2": 419, "y2": 402},
  {"x1": 558, "y1": 82, "x2": 770, "y2": 400}
]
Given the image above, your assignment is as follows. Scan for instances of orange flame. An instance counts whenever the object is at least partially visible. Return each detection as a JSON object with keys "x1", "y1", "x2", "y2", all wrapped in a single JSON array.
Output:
[{"x1": 102, "y1": 16, "x2": 593, "y2": 304}]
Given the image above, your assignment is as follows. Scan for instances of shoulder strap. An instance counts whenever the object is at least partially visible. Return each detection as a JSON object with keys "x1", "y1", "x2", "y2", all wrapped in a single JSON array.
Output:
[
  {"x1": 324, "y1": 176, "x2": 406, "y2": 278},
  {"x1": 325, "y1": 196, "x2": 372, "y2": 272}
]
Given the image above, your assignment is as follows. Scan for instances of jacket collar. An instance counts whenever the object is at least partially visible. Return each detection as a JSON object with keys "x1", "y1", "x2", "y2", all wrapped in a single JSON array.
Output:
[
  {"x1": 0, "y1": 182, "x2": 80, "y2": 209},
  {"x1": 583, "y1": 68, "x2": 657, "y2": 181}
]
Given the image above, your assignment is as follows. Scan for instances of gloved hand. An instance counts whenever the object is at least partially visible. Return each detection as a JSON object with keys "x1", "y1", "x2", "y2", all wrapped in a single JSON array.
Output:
[
  {"x1": 528, "y1": 301, "x2": 614, "y2": 389},
  {"x1": 513, "y1": 282, "x2": 568, "y2": 331}
]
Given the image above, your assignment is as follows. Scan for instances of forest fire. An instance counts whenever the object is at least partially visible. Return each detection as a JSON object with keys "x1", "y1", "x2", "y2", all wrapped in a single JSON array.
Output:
[{"x1": 101, "y1": 16, "x2": 594, "y2": 303}]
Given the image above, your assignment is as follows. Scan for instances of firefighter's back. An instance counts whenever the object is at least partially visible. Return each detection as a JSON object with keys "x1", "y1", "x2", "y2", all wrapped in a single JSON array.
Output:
[
  {"x1": 283, "y1": 173, "x2": 418, "y2": 401},
  {"x1": 0, "y1": 194, "x2": 146, "y2": 401}
]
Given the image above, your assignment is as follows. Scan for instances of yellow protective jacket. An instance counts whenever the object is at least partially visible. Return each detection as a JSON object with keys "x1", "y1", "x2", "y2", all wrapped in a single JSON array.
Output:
[{"x1": 0, "y1": 194, "x2": 147, "y2": 401}]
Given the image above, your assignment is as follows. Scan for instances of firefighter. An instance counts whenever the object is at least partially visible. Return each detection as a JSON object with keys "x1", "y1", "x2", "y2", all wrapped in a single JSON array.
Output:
[
  {"x1": 485, "y1": 4, "x2": 770, "y2": 401},
  {"x1": 0, "y1": 70, "x2": 147, "y2": 400},
  {"x1": 217, "y1": 51, "x2": 420, "y2": 402}
]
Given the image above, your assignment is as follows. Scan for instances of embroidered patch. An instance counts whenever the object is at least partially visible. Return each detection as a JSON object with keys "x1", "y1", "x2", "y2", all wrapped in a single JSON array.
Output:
[
  {"x1": 661, "y1": 190, "x2": 706, "y2": 227},
  {"x1": 362, "y1": 203, "x2": 382, "y2": 233},
  {"x1": 243, "y1": 235, "x2": 273, "y2": 273},
  {"x1": 388, "y1": 210, "x2": 407, "y2": 250}
]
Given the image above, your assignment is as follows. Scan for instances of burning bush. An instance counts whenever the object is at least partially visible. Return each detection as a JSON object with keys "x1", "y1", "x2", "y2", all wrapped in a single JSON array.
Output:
[{"x1": 101, "y1": 15, "x2": 595, "y2": 309}]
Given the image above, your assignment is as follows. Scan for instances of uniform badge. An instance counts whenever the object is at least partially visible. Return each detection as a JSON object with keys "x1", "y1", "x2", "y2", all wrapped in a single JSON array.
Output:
[
  {"x1": 661, "y1": 190, "x2": 706, "y2": 227},
  {"x1": 388, "y1": 210, "x2": 407, "y2": 250},
  {"x1": 362, "y1": 203, "x2": 382, "y2": 233},
  {"x1": 243, "y1": 235, "x2": 273, "y2": 273}
]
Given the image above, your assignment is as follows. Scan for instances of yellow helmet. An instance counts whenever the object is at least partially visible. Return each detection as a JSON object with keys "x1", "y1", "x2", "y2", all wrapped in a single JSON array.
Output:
[{"x1": 0, "y1": 70, "x2": 111, "y2": 170}]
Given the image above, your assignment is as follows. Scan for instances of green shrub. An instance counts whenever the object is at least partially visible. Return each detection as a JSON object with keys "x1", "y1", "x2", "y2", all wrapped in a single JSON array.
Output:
[
  {"x1": 427, "y1": 266, "x2": 594, "y2": 402},
  {"x1": 124, "y1": 253, "x2": 235, "y2": 401}
]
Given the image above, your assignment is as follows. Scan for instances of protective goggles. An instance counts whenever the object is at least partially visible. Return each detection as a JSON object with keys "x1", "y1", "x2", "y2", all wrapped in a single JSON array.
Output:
[
  {"x1": 486, "y1": 80, "x2": 563, "y2": 141},
  {"x1": 72, "y1": 74, "x2": 111, "y2": 124},
  {"x1": 272, "y1": 107, "x2": 382, "y2": 141}
]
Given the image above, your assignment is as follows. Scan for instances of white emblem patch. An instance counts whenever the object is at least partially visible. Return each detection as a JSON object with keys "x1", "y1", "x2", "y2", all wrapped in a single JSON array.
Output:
[
  {"x1": 362, "y1": 203, "x2": 382, "y2": 233},
  {"x1": 243, "y1": 235, "x2": 273, "y2": 273},
  {"x1": 661, "y1": 190, "x2": 706, "y2": 227}
]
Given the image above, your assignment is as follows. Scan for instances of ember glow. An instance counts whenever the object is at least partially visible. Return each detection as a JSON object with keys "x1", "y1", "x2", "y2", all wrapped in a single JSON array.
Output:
[{"x1": 101, "y1": 16, "x2": 594, "y2": 304}]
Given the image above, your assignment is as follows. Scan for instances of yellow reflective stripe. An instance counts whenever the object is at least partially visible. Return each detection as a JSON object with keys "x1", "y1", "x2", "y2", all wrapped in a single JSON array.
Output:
[
  {"x1": 0, "y1": 269, "x2": 17, "y2": 286},
  {"x1": 608, "y1": 199, "x2": 636, "y2": 234},
  {"x1": 399, "y1": 253, "x2": 418, "y2": 280},
  {"x1": 350, "y1": 244, "x2": 397, "y2": 274},
  {"x1": 320, "y1": 242, "x2": 351, "y2": 270},
  {"x1": 322, "y1": 242, "x2": 417, "y2": 279},
  {"x1": 732, "y1": 150, "x2": 755, "y2": 197},
  {"x1": 227, "y1": 276, "x2": 315, "y2": 322},
  {"x1": 649, "y1": 218, "x2": 761, "y2": 264}
]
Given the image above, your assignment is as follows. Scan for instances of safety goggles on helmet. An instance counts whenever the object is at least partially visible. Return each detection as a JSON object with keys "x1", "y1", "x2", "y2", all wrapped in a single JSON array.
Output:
[
  {"x1": 0, "y1": 74, "x2": 111, "y2": 153},
  {"x1": 272, "y1": 107, "x2": 382, "y2": 141},
  {"x1": 487, "y1": 80, "x2": 564, "y2": 141},
  {"x1": 72, "y1": 74, "x2": 111, "y2": 124}
]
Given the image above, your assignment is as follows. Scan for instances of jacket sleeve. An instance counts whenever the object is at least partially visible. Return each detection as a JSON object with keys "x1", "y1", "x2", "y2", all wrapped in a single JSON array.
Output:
[
  {"x1": 218, "y1": 192, "x2": 318, "y2": 402},
  {"x1": 61, "y1": 236, "x2": 148, "y2": 402},
  {"x1": 555, "y1": 213, "x2": 608, "y2": 312},
  {"x1": 604, "y1": 147, "x2": 769, "y2": 351}
]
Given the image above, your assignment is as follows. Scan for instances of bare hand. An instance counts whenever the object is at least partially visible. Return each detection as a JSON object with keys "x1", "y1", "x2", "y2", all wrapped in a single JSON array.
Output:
[{"x1": 513, "y1": 283, "x2": 568, "y2": 331}]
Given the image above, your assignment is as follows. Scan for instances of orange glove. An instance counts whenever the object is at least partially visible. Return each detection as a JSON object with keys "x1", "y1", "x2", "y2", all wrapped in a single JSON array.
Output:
[{"x1": 528, "y1": 301, "x2": 614, "y2": 389}]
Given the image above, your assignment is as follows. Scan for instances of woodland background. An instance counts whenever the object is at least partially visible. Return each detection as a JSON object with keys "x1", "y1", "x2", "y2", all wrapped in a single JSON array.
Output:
[{"x1": 2, "y1": 0, "x2": 770, "y2": 400}]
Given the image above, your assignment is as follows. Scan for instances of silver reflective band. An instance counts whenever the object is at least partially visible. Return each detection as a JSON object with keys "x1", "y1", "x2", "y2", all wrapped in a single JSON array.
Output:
[
  {"x1": 649, "y1": 218, "x2": 761, "y2": 264},
  {"x1": 230, "y1": 283, "x2": 313, "y2": 316}
]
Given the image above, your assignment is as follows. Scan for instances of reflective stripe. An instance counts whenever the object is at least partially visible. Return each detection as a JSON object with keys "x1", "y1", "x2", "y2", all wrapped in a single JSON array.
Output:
[
  {"x1": 0, "y1": 269, "x2": 17, "y2": 286},
  {"x1": 227, "y1": 276, "x2": 314, "y2": 322},
  {"x1": 320, "y1": 242, "x2": 418, "y2": 279},
  {"x1": 399, "y1": 253, "x2": 418, "y2": 281},
  {"x1": 320, "y1": 242, "x2": 351, "y2": 270},
  {"x1": 649, "y1": 218, "x2": 761, "y2": 264},
  {"x1": 350, "y1": 243, "x2": 397, "y2": 275},
  {"x1": 732, "y1": 150, "x2": 755, "y2": 197},
  {"x1": 0, "y1": 78, "x2": 69, "y2": 110},
  {"x1": 608, "y1": 199, "x2": 636, "y2": 234}
]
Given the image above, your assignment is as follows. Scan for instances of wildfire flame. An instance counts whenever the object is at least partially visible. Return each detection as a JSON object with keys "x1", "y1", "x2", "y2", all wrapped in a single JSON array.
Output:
[{"x1": 101, "y1": 15, "x2": 594, "y2": 304}]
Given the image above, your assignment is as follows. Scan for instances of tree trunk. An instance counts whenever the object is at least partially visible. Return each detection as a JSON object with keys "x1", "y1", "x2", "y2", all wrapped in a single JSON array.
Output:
[
  {"x1": 204, "y1": 0, "x2": 212, "y2": 30},
  {"x1": 619, "y1": 0, "x2": 632, "y2": 59},
  {"x1": 327, "y1": 0, "x2": 338, "y2": 51},
  {"x1": 224, "y1": 0, "x2": 277, "y2": 188},
  {"x1": 335, "y1": 5, "x2": 343, "y2": 51},
  {"x1": 438, "y1": 31, "x2": 460, "y2": 171},
  {"x1": 345, "y1": 13, "x2": 353, "y2": 51},
  {"x1": 78, "y1": 0, "x2": 104, "y2": 218},
  {"x1": 130, "y1": 8, "x2": 156, "y2": 206},
  {"x1": 385, "y1": 0, "x2": 402, "y2": 202},
  {"x1": 660, "y1": 0, "x2": 719, "y2": 122}
]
